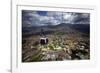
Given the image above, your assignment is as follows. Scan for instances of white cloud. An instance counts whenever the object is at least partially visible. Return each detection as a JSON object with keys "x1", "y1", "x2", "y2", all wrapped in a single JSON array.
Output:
[{"x1": 22, "y1": 10, "x2": 90, "y2": 27}]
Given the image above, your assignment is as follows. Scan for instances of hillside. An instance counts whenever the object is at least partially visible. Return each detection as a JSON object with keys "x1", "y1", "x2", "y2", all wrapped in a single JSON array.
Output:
[{"x1": 22, "y1": 23, "x2": 90, "y2": 62}]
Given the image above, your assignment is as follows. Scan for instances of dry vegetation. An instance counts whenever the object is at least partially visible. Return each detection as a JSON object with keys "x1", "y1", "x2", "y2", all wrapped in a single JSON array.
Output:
[{"x1": 22, "y1": 23, "x2": 90, "y2": 62}]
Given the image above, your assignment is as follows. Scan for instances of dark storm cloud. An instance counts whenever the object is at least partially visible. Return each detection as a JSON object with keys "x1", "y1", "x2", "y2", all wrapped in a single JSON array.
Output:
[
  {"x1": 71, "y1": 13, "x2": 90, "y2": 24},
  {"x1": 22, "y1": 10, "x2": 90, "y2": 27}
]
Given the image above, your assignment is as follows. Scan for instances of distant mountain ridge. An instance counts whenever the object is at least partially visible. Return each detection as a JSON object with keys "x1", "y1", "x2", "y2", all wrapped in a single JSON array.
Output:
[
  {"x1": 56, "y1": 23, "x2": 90, "y2": 33},
  {"x1": 22, "y1": 23, "x2": 90, "y2": 38}
]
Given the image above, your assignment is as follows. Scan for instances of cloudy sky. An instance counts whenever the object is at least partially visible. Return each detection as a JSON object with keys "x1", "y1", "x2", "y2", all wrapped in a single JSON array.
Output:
[{"x1": 22, "y1": 10, "x2": 90, "y2": 27}]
